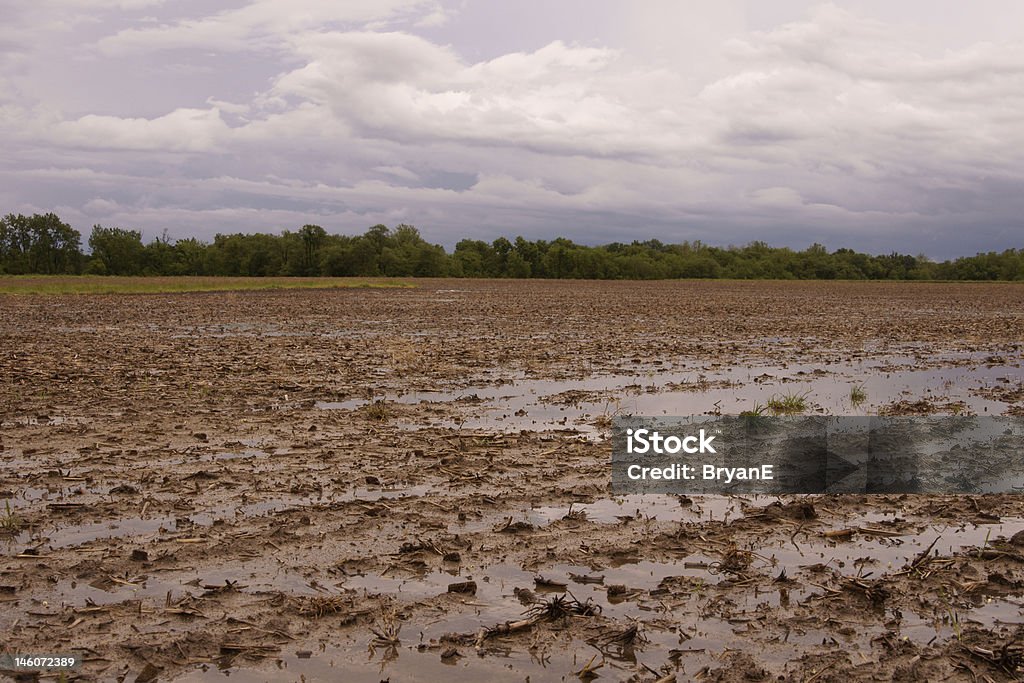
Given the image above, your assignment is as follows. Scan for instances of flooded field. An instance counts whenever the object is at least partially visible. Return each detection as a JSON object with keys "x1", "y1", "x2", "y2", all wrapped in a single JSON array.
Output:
[{"x1": 2, "y1": 279, "x2": 1024, "y2": 681}]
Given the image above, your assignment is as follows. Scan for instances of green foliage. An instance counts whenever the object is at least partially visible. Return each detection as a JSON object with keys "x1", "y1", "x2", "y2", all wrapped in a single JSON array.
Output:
[
  {"x1": 739, "y1": 402, "x2": 767, "y2": 417},
  {"x1": 0, "y1": 213, "x2": 82, "y2": 274},
  {"x1": 88, "y1": 225, "x2": 145, "y2": 275},
  {"x1": 0, "y1": 500, "x2": 21, "y2": 533},
  {"x1": 766, "y1": 391, "x2": 810, "y2": 415},
  {"x1": 1, "y1": 212, "x2": 1023, "y2": 281}
]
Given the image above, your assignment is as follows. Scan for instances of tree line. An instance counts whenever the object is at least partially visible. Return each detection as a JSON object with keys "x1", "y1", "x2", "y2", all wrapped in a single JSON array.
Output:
[{"x1": 1, "y1": 212, "x2": 1022, "y2": 280}]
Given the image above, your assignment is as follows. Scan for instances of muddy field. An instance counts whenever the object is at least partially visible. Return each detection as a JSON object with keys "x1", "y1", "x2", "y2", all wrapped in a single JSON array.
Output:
[{"x1": 2, "y1": 279, "x2": 1024, "y2": 682}]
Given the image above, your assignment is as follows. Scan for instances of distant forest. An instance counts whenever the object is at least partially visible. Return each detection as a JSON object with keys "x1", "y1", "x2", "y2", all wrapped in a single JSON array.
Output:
[{"x1": 2, "y1": 212, "x2": 1022, "y2": 281}]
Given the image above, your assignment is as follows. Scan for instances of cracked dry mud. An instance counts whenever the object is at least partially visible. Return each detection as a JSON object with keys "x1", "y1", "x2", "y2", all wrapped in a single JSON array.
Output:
[{"x1": 2, "y1": 279, "x2": 1024, "y2": 682}]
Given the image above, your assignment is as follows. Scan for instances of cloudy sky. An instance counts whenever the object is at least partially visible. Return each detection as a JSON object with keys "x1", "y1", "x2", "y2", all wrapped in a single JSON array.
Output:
[{"x1": 2, "y1": 0, "x2": 1022, "y2": 257}]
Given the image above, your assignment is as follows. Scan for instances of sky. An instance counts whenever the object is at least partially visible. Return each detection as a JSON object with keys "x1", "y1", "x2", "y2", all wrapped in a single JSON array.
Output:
[{"x1": 1, "y1": 0, "x2": 1022, "y2": 258}]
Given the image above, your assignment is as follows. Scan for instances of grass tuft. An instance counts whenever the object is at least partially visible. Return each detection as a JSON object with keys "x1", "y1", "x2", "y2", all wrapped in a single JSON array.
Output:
[
  {"x1": 364, "y1": 399, "x2": 391, "y2": 422},
  {"x1": 766, "y1": 391, "x2": 809, "y2": 415},
  {"x1": 738, "y1": 402, "x2": 774, "y2": 431},
  {"x1": 739, "y1": 402, "x2": 767, "y2": 417},
  {"x1": 0, "y1": 500, "x2": 22, "y2": 534}
]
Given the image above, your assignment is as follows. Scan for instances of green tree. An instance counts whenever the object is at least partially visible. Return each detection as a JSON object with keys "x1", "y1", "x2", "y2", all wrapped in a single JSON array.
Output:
[
  {"x1": 299, "y1": 224, "x2": 327, "y2": 275},
  {"x1": 173, "y1": 237, "x2": 207, "y2": 275},
  {"x1": 0, "y1": 213, "x2": 82, "y2": 274},
  {"x1": 144, "y1": 229, "x2": 176, "y2": 275},
  {"x1": 88, "y1": 225, "x2": 145, "y2": 275},
  {"x1": 453, "y1": 239, "x2": 497, "y2": 277}
]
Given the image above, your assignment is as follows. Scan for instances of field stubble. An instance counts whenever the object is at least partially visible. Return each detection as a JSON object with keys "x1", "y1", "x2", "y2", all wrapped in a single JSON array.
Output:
[{"x1": 2, "y1": 279, "x2": 1024, "y2": 682}]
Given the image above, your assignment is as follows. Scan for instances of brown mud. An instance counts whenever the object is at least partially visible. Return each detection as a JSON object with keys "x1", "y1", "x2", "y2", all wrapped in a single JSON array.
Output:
[{"x1": 2, "y1": 279, "x2": 1024, "y2": 682}]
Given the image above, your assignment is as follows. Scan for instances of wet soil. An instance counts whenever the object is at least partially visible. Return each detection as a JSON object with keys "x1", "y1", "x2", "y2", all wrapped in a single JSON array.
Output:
[{"x1": 2, "y1": 279, "x2": 1024, "y2": 682}]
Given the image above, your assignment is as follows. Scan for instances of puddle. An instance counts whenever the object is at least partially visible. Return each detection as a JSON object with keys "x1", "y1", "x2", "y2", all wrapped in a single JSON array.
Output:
[
  {"x1": 1, "y1": 486, "x2": 65, "y2": 510},
  {"x1": 966, "y1": 598, "x2": 1024, "y2": 628},
  {"x1": 1, "y1": 415, "x2": 78, "y2": 427},
  {"x1": 40, "y1": 561, "x2": 319, "y2": 610},
  {"x1": 73, "y1": 508, "x2": 1024, "y2": 683},
  {"x1": 171, "y1": 563, "x2": 699, "y2": 682},
  {"x1": 43, "y1": 516, "x2": 172, "y2": 548},
  {"x1": 6, "y1": 558, "x2": 350, "y2": 620},
  {"x1": 170, "y1": 637, "x2": 641, "y2": 683},
  {"x1": 529, "y1": 494, "x2": 748, "y2": 525},
  {"x1": 315, "y1": 351, "x2": 1024, "y2": 435},
  {"x1": 333, "y1": 513, "x2": 1024, "y2": 645},
  {"x1": 15, "y1": 485, "x2": 434, "y2": 550},
  {"x1": 316, "y1": 389, "x2": 474, "y2": 411},
  {"x1": 761, "y1": 514, "x2": 1024, "y2": 573},
  {"x1": 167, "y1": 542, "x2": 981, "y2": 683}
]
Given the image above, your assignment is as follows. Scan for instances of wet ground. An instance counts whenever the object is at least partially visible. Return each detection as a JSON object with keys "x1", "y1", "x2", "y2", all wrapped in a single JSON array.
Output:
[{"x1": 2, "y1": 279, "x2": 1024, "y2": 682}]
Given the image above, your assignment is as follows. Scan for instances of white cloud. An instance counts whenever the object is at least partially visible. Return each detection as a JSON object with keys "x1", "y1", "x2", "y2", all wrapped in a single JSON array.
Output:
[
  {"x1": 53, "y1": 108, "x2": 230, "y2": 151},
  {"x1": 97, "y1": 0, "x2": 439, "y2": 53},
  {"x1": 82, "y1": 197, "x2": 121, "y2": 215},
  {"x1": 3, "y1": 1, "x2": 1024, "y2": 256},
  {"x1": 269, "y1": 32, "x2": 685, "y2": 157}
]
